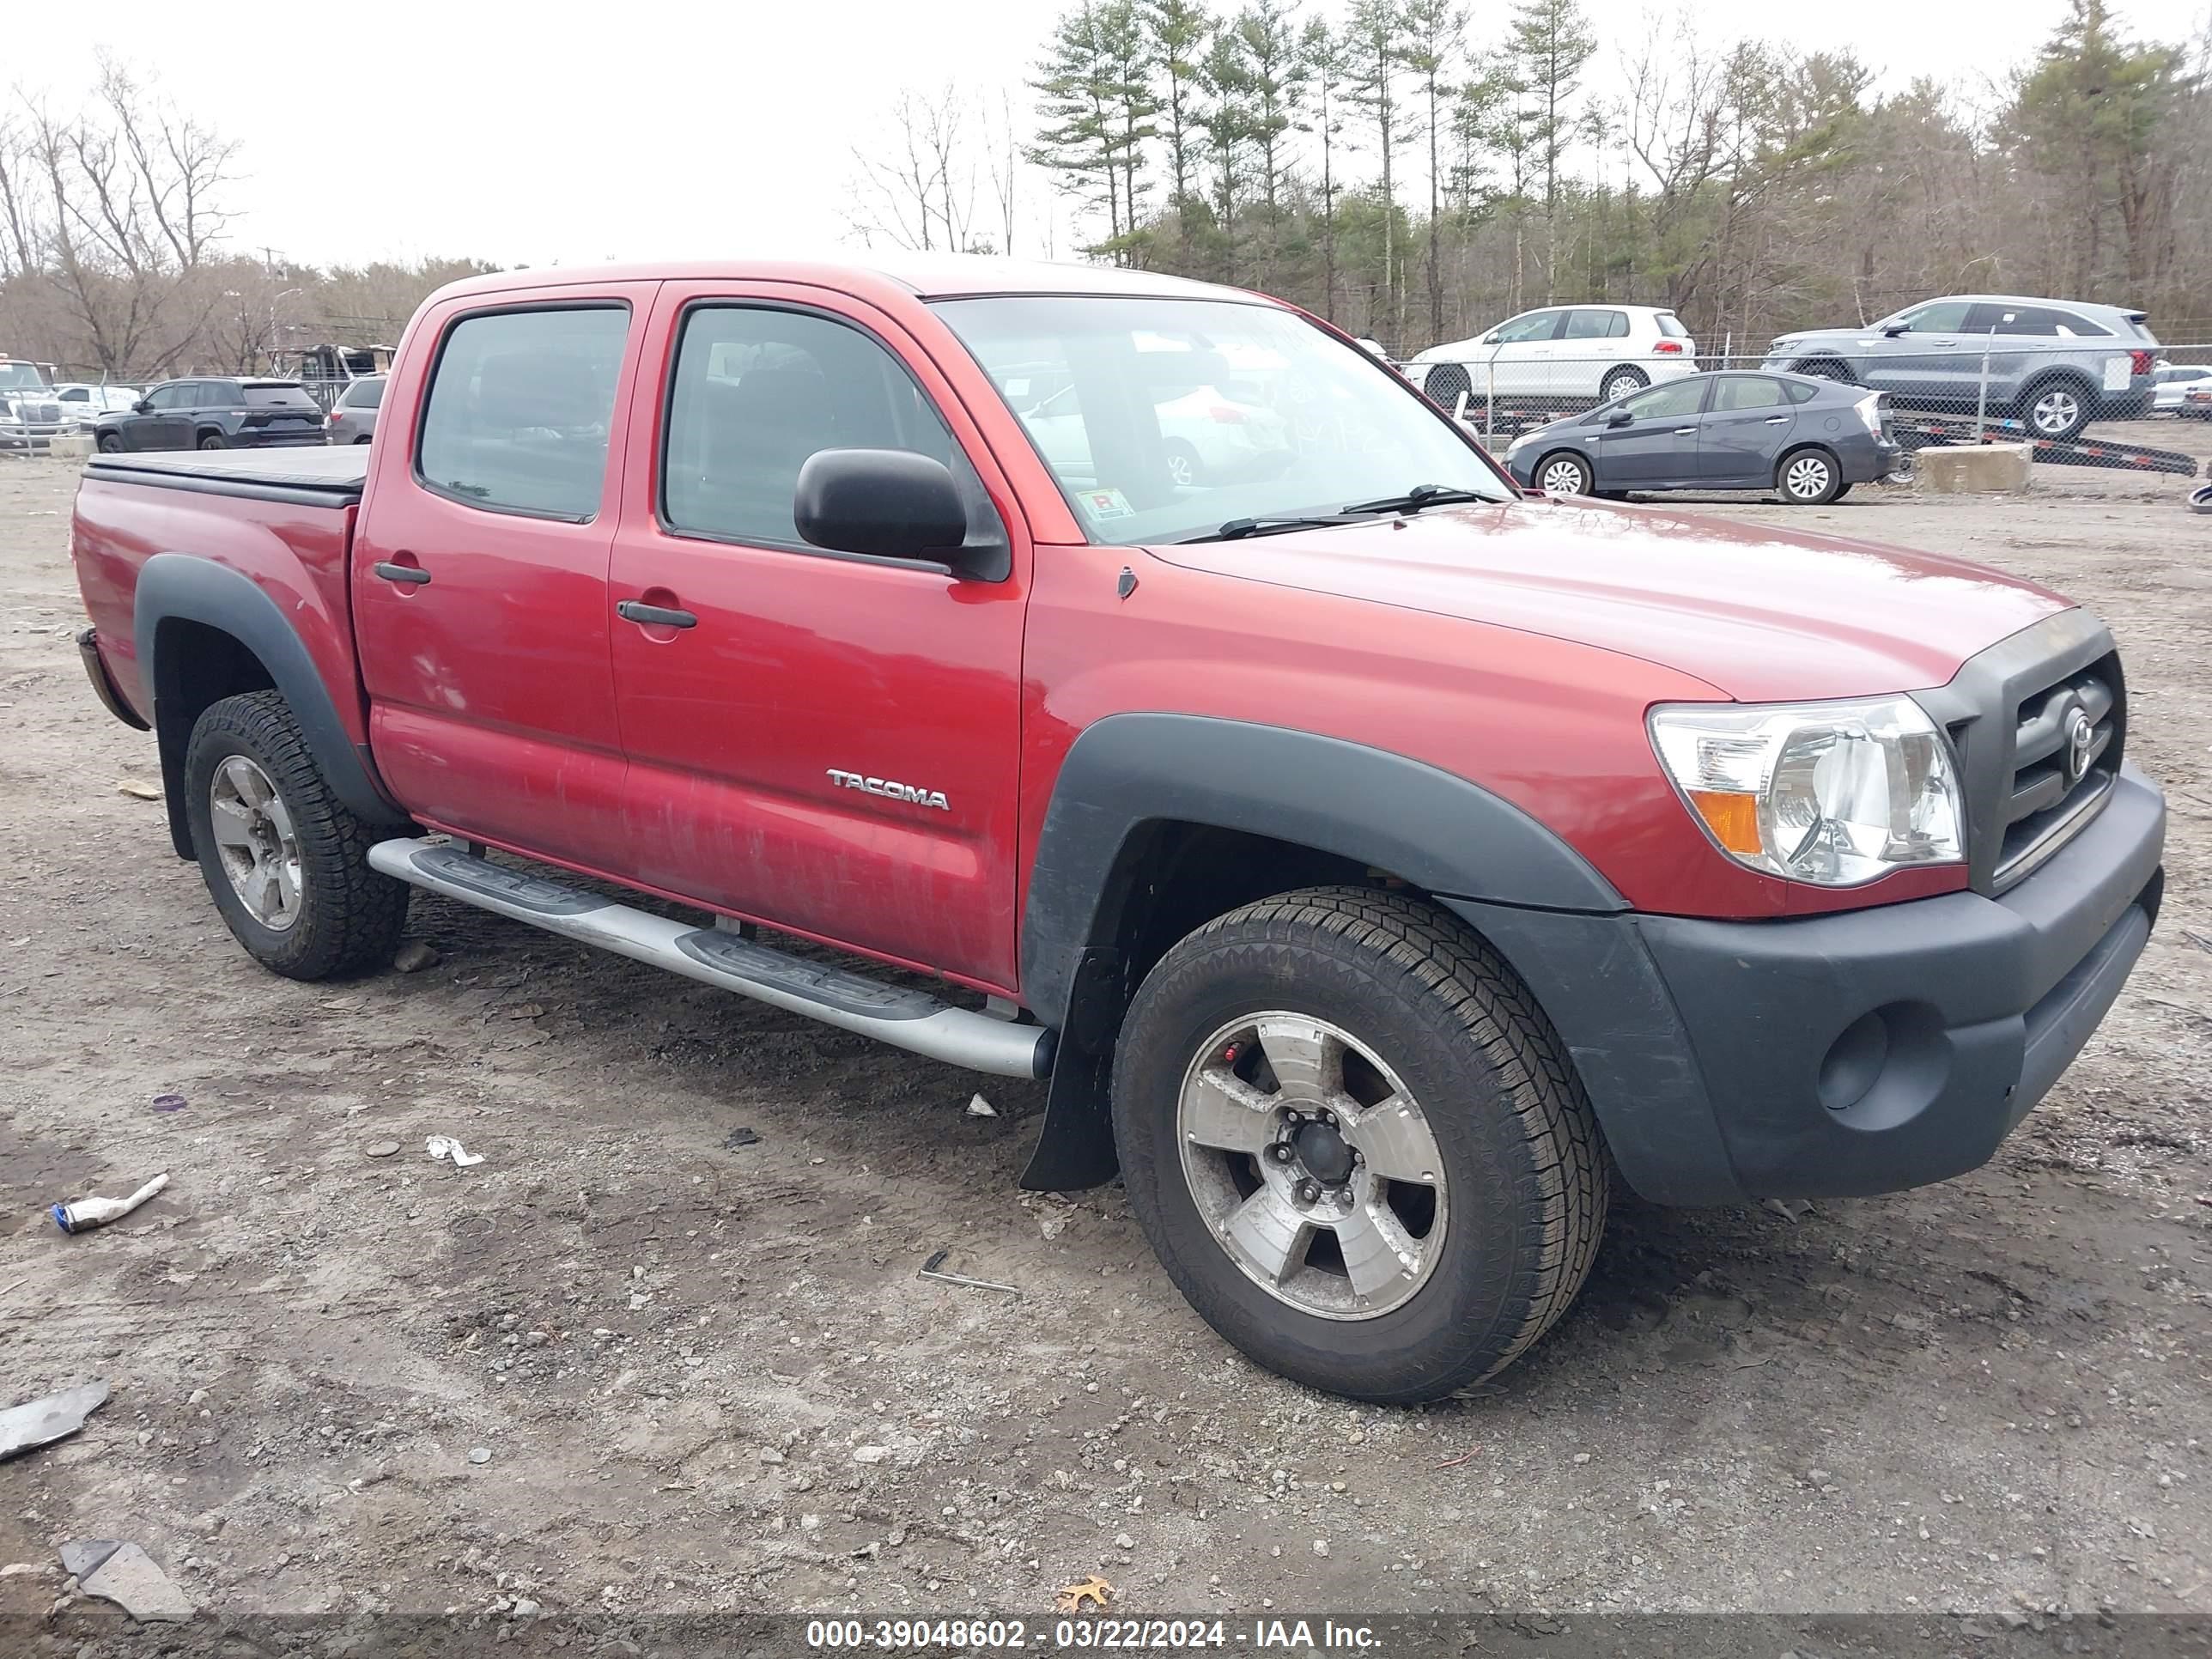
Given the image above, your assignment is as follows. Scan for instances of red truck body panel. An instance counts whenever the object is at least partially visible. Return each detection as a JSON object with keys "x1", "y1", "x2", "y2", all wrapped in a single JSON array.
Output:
[
  {"x1": 71, "y1": 255, "x2": 2100, "y2": 993},
  {"x1": 75, "y1": 478, "x2": 362, "y2": 740}
]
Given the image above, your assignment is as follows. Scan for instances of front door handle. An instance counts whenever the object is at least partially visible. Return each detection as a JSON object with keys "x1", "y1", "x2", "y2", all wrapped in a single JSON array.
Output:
[
  {"x1": 1764, "y1": 415, "x2": 1790, "y2": 424},
  {"x1": 373, "y1": 562, "x2": 431, "y2": 586},
  {"x1": 1672, "y1": 427, "x2": 1697, "y2": 435},
  {"x1": 617, "y1": 599, "x2": 698, "y2": 629}
]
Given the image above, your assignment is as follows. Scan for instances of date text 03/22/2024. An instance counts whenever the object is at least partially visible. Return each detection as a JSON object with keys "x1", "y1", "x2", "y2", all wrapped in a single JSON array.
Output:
[{"x1": 803, "y1": 1619, "x2": 1382, "y2": 1650}]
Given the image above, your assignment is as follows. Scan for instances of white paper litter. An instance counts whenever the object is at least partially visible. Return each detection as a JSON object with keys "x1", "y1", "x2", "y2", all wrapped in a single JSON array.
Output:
[{"x1": 425, "y1": 1136, "x2": 484, "y2": 1167}]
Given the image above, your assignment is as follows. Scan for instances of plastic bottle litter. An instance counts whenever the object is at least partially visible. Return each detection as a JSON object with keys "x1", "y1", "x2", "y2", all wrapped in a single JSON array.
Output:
[
  {"x1": 425, "y1": 1136, "x2": 484, "y2": 1167},
  {"x1": 51, "y1": 1174, "x2": 169, "y2": 1235}
]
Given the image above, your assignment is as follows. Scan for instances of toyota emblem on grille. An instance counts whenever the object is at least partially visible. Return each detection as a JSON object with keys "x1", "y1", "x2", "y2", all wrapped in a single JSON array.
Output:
[{"x1": 2063, "y1": 706, "x2": 2095, "y2": 786}]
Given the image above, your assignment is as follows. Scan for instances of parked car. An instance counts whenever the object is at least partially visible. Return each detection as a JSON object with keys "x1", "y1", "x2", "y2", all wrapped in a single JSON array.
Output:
[
  {"x1": 70, "y1": 256, "x2": 2164, "y2": 1404},
  {"x1": 1765, "y1": 295, "x2": 2159, "y2": 441},
  {"x1": 324, "y1": 374, "x2": 385, "y2": 444},
  {"x1": 94, "y1": 378, "x2": 327, "y2": 453},
  {"x1": 1016, "y1": 378, "x2": 1291, "y2": 486},
  {"x1": 1407, "y1": 305, "x2": 1698, "y2": 411},
  {"x1": 53, "y1": 383, "x2": 143, "y2": 431},
  {"x1": 2151, "y1": 362, "x2": 2212, "y2": 418},
  {"x1": 0, "y1": 356, "x2": 68, "y2": 452},
  {"x1": 1504, "y1": 369, "x2": 1905, "y2": 504}
]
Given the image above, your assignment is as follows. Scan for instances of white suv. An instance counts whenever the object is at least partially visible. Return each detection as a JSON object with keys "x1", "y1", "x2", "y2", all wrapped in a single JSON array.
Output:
[{"x1": 1407, "y1": 305, "x2": 1698, "y2": 410}]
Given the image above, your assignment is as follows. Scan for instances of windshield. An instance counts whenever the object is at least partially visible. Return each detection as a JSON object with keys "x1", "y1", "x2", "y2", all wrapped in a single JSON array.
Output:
[
  {"x1": 0, "y1": 362, "x2": 48, "y2": 391},
  {"x1": 932, "y1": 295, "x2": 1513, "y2": 546}
]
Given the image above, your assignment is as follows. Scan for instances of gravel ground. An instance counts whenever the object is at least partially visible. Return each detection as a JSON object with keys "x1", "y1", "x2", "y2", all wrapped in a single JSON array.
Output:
[{"x1": 0, "y1": 447, "x2": 2207, "y2": 1642}]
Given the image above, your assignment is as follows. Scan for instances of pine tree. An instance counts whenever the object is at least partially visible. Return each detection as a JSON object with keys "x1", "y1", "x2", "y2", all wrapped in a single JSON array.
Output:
[
  {"x1": 1344, "y1": 0, "x2": 1410, "y2": 338},
  {"x1": 1298, "y1": 17, "x2": 1354, "y2": 323},
  {"x1": 1399, "y1": 0, "x2": 1463, "y2": 343},
  {"x1": 1506, "y1": 0, "x2": 1596, "y2": 300},
  {"x1": 1146, "y1": 0, "x2": 1212, "y2": 252},
  {"x1": 1235, "y1": 0, "x2": 1310, "y2": 280},
  {"x1": 1030, "y1": 5, "x2": 1128, "y2": 247}
]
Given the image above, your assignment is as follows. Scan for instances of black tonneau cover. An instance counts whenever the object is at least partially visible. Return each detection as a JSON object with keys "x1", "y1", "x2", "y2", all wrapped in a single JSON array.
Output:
[{"x1": 85, "y1": 445, "x2": 368, "y2": 507}]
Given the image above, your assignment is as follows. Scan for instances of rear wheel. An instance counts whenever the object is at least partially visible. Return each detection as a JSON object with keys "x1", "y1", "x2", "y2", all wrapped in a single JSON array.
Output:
[
  {"x1": 1792, "y1": 357, "x2": 1856, "y2": 385},
  {"x1": 1777, "y1": 446, "x2": 1843, "y2": 505},
  {"x1": 2022, "y1": 376, "x2": 2093, "y2": 441},
  {"x1": 1598, "y1": 366, "x2": 1648, "y2": 404},
  {"x1": 1535, "y1": 451, "x2": 1594, "y2": 496},
  {"x1": 1112, "y1": 887, "x2": 1608, "y2": 1403},
  {"x1": 184, "y1": 690, "x2": 409, "y2": 980},
  {"x1": 198, "y1": 433, "x2": 226, "y2": 451}
]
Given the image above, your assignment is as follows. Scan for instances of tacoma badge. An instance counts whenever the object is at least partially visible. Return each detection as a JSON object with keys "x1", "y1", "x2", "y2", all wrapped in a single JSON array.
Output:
[{"x1": 827, "y1": 769, "x2": 951, "y2": 811}]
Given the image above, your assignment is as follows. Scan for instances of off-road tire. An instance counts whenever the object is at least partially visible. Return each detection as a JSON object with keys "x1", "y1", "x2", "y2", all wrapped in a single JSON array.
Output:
[
  {"x1": 183, "y1": 690, "x2": 409, "y2": 980},
  {"x1": 198, "y1": 432, "x2": 227, "y2": 450},
  {"x1": 1113, "y1": 886, "x2": 1609, "y2": 1403}
]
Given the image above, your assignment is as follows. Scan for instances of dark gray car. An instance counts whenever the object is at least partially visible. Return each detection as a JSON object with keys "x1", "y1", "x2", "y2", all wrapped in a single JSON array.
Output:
[
  {"x1": 1503, "y1": 370, "x2": 1905, "y2": 505},
  {"x1": 1764, "y1": 295, "x2": 2157, "y2": 440},
  {"x1": 94, "y1": 378, "x2": 328, "y2": 453},
  {"x1": 324, "y1": 374, "x2": 385, "y2": 444}
]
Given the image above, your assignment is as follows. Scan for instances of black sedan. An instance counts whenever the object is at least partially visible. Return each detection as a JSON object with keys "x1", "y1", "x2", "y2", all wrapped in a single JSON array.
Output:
[
  {"x1": 1502, "y1": 370, "x2": 1906, "y2": 505},
  {"x1": 94, "y1": 377, "x2": 327, "y2": 453}
]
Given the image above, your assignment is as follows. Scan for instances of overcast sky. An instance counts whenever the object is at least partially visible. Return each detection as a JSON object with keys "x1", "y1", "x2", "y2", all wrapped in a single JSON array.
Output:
[{"x1": 12, "y1": 0, "x2": 2209, "y2": 274}]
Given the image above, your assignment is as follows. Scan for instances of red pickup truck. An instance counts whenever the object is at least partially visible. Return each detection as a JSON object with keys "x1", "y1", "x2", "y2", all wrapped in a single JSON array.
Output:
[{"x1": 70, "y1": 258, "x2": 2165, "y2": 1402}]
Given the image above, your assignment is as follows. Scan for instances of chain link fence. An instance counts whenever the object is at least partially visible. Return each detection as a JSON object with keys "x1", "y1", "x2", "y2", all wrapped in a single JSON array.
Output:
[{"x1": 1404, "y1": 343, "x2": 2212, "y2": 480}]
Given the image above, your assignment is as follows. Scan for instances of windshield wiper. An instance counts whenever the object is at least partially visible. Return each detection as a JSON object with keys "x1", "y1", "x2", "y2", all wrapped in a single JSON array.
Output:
[
  {"x1": 1340, "y1": 483, "x2": 1494, "y2": 516},
  {"x1": 1176, "y1": 514, "x2": 1361, "y2": 544}
]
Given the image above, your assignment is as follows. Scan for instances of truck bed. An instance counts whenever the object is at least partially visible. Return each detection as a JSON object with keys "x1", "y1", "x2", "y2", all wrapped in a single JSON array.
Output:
[{"x1": 83, "y1": 444, "x2": 368, "y2": 506}]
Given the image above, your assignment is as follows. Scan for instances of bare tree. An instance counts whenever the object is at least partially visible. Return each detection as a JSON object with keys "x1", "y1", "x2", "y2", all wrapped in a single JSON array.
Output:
[
  {"x1": 847, "y1": 84, "x2": 986, "y2": 253},
  {"x1": 0, "y1": 55, "x2": 238, "y2": 377}
]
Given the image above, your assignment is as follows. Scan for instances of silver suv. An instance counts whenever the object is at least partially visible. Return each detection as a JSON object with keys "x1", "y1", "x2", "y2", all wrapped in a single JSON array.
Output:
[{"x1": 1764, "y1": 295, "x2": 2158, "y2": 441}]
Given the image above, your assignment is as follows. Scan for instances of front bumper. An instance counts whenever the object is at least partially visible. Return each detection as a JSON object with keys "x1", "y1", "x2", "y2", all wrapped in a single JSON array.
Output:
[{"x1": 1446, "y1": 764, "x2": 2164, "y2": 1205}]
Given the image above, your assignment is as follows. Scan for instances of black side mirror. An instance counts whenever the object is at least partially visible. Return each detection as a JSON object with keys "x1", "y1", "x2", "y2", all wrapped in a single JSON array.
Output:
[
  {"x1": 795, "y1": 448, "x2": 982, "y2": 574},
  {"x1": 1881, "y1": 324, "x2": 1909, "y2": 337},
  {"x1": 132, "y1": 399, "x2": 154, "y2": 415},
  {"x1": 1606, "y1": 408, "x2": 1634, "y2": 427}
]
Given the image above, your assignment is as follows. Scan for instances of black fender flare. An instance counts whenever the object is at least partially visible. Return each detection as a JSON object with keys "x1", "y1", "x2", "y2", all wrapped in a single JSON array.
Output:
[
  {"x1": 1017, "y1": 714, "x2": 1626, "y2": 1190},
  {"x1": 134, "y1": 553, "x2": 409, "y2": 858}
]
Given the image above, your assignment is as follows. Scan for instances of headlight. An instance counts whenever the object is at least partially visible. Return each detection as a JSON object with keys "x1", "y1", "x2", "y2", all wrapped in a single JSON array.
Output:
[{"x1": 1648, "y1": 696, "x2": 1963, "y2": 886}]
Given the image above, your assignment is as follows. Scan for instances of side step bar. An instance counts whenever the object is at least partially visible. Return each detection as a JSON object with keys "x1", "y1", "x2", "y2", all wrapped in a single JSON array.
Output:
[{"x1": 367, "y1": 837, "x2": 1054, "y2": 1079}]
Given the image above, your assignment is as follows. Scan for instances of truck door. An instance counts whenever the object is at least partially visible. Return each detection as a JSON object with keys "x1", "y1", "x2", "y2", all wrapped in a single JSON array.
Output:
[
  {"x1": 351, "y1": 284, "x2": 659, "y2": 872},
  {"x1": 605, "y1": 283, "x2": 1030, "y2": 993}
]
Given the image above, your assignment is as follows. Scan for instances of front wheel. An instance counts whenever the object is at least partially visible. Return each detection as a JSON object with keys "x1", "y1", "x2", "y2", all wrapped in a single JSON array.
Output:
[
  {"x1": 1535, "y1": 451, "x2": 1595, "y2": 496},
  {"x1": 1112, "y1": 887, "x2": 1608, "y2": 1403},
  {"x1": 1777, "y1": 447, "x2": 1844, "y2": 504},
  {"x1": 184, "y1": 690, "x2": 410, "y2": 980},
  {"x1": 96, "y1": 431, "x2": 124, "y2": 453}
]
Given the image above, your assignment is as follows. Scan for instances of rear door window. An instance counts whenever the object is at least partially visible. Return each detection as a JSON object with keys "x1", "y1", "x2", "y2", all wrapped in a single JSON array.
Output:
[
  {"x1": 1563, "y1": 310, "x2": 1627, "y2": 341},
  {"x1": 416, "y1": 306, "x2": 629, "y2": 520},
  {"x1": 339, "y1": 378, "x2": 386, "y2": 410},
  {"x1": 1710, "y1": 376, "x2": 1789, "y2": 411}
]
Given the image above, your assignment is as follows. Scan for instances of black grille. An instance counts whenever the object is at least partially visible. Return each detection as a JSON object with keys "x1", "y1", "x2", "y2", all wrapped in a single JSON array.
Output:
[
  {"x1": 1994, "y1": 654, "x2": 2122, "y2": 887},
  {"x1": 1423, "y1": 362, "x2": 1472, "y2": 410}
]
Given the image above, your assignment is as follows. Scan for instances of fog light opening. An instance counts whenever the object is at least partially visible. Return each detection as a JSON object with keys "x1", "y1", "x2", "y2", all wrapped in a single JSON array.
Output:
[{"x1": 1819, "y1": 1010, "x2": 1890, "y2": 1114}]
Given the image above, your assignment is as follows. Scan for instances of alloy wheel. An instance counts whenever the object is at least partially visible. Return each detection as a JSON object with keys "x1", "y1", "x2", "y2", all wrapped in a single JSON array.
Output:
[
  {"x1": 208, "y1": 755, "x2": 303, "y2": 931},
  {"x1": 1784, "y1": 453, "x2": 1832, "y2": 501},
  {"x1": 2032, "y1": 387, "x2": 2082, "y2": 436},
  {"x1": 1540, "y1": 456, "x2": 1590, "y2": 495},
  {"x1": 1176, "y1": 1012, "x2": 1448, "y2": 1321}
]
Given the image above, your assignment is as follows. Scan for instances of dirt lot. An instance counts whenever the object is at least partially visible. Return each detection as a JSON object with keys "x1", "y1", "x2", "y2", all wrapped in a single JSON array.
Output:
[{"x1": 1, "y1": 447, "x2": 2208, "y2": 1640}]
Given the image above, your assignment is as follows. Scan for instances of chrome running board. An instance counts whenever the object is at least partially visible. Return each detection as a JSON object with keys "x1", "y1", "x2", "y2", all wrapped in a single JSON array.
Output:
[{"x1": 367, "y1": 837, "x2": 1054, "y2": 1079}]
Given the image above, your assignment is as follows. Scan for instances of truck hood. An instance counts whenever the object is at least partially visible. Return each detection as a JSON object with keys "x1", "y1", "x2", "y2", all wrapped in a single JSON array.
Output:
[{"x1": 1146, "y1": 498, "x2": 2074, "y2": 702}]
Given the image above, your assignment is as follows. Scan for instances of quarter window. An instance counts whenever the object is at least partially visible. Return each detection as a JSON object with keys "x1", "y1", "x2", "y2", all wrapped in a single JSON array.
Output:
[
  {"x1": 660, "y1": 304, "x2": 967, "y2": 550},
  {"x1": 416, "y1": 306, "x2": 629, "y2": 520}
]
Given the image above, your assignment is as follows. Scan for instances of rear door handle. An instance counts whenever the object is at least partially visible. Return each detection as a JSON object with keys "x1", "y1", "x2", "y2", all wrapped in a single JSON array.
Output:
[
  {"x1": 1764, "y1": 415, "x2": 1790, "y2": 424},
  {"x1": 1672, "y1": 427, "x2": 1697, "y2": 435},
  {"x1": 617, "y1": 599, "x2": 698, "y2": 629},
  {"x1": 373, "y1": 562, "x2": 431, "y2": 586}
]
